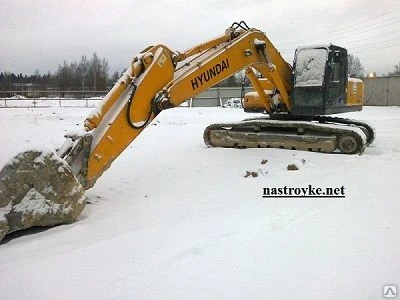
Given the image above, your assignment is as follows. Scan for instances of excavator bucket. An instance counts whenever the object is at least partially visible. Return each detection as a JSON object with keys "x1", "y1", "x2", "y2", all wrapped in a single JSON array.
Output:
[{"x1": 0, "y1": 149, "x2": 86, "y2": 242}]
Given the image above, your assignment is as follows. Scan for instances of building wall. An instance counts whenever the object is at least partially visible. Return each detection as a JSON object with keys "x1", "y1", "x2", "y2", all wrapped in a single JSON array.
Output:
[{"x1": 363, "y1": 77, "x2": 400, "y2": 106}]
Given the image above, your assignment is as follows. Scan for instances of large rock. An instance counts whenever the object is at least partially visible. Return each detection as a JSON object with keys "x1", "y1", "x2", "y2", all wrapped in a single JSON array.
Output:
[
  {"x1": 0, "y1": 217, "x2": 8, "y2": 241},
  {"x1": 0, "y1": 149, "x2": 86, "y2": 242}
]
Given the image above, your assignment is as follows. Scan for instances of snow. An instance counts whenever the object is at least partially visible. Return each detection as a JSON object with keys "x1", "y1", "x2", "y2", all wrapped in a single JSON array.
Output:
[
  {"x1": 64, "y1": 128, "x2": 88, "y2": 139},
  {"x1": 223, "y1": 97, "x2": 242, "y2": 108},
  {"x1": 4, "y1": 145, "x2": 55, "y2": 167},
  {"x1": 254, "y1": 38, "x2": 266, "y2": 47},
  {"x1": 349, "y1": 77, "x2": 363, "y2": 83},
  {"x1": 296, "y1": 44, "x2": 331, "y2": 51},
  {"x1": 0, "y1": 105, "x2": 399, "y2": 299},
  {"x1": 295, "y1": 48, "x2": 328, "y2": 87},
  {"x1": 13, "y1": 188, "x2": 72, "y2": 216},
  {"x1": 0, "y1": 203, "x2": 12, "y2": 221}
]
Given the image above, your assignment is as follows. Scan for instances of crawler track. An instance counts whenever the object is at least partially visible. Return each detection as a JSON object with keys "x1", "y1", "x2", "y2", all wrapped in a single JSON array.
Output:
[
  {"x1": 203, "y1": 116, "x2": 373, "y2": 154},
  {"x1": 313, "y1": 115, "x2": 375, "y2": 145}
]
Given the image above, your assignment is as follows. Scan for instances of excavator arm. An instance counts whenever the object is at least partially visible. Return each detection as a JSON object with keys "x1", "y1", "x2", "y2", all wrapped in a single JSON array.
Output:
[{"x1": 65, "y1": 23, "x2": 293, "y2": 189}]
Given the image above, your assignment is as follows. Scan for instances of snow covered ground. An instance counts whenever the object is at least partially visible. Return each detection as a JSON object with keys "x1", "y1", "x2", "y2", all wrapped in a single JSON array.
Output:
[{"x1": 0, "y1": 105, "x2": 399, "y2": 299}]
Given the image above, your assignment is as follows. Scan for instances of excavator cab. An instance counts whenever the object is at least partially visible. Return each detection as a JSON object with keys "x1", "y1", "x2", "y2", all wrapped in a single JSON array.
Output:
[{"x1": 291, "y1": 45, "x2": 361, "y2": 116}]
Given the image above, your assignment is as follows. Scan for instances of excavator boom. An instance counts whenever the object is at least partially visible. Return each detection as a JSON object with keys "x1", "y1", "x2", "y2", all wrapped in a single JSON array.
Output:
[{"x1": 71, "y1": 24, "x2": 296, "y2": 188}]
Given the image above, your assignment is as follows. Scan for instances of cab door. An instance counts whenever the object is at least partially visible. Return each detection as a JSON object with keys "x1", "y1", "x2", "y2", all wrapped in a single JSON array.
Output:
[{"x1": 326, "y1": 48, "x2": 347, "y2": 111}]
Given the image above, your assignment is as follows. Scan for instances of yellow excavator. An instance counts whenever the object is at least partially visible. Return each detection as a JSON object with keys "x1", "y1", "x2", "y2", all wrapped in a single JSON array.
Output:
[{"x1": 0, "y1": 22, "x2": 374, "y2": 239}]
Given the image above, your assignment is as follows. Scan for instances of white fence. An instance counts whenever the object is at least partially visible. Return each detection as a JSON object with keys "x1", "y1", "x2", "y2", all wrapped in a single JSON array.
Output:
[
  {"x1": 0, "y1": 91, "x2": 105, "y2": 108},
  {"x1": 0, "y1": 97, "x2": 103, "y2": 108}
]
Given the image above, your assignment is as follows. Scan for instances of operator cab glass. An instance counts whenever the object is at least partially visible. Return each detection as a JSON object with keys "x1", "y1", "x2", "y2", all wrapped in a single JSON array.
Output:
[{"x1": 294, "y1": 48, "x2": 328, "y2": 87}]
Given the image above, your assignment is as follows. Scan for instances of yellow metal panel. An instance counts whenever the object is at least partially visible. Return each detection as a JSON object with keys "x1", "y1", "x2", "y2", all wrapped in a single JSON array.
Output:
[
  {"x1": 244, "y1": 68, "x2": 273, "y2": 110},
  {"x1": 347, "y1": 78, "x2": 364, "y2": 106}
]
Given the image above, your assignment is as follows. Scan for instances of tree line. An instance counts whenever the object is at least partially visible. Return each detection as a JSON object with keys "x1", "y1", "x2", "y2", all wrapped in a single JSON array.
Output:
[
  {"x1": 1, "y1": 53, "x2": 398, "y2": 92},
  {"x1": 0, "y1": 53, "x2": 120, "y2": 91},
  {"x1": 0, "y1": 52, "x2": 245, "y2": 92}
]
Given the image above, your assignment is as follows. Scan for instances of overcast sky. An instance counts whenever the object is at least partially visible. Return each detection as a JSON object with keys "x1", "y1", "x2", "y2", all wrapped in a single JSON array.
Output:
[{"x1": 1, "y1": 0, "x2": 399, "y2": 76}]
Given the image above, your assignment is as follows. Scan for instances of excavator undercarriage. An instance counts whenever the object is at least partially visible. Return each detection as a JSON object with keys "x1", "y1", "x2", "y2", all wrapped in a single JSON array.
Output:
[{"x1": 204, "y1": 115, "x2": 375, "y2": 154}]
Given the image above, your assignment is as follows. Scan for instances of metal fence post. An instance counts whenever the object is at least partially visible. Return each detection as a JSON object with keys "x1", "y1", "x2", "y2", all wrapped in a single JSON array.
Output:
[
  {"x1": 386, "y1": 78, "x2": 389, "y2": 106},
  {"x1": 217, "y1": 86, "x2": 221, "y2": 106}
]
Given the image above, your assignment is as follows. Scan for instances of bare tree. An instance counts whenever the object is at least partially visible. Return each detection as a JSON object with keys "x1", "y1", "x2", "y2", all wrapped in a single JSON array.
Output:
[
  {"x1": 111, "y1": 70, "x2": 120, "y2": 84},
  {"x1": 87, "y1": 53, "x2": 109, "y2": 90},
  {"x1": 34, "y1": 68, "x2": 40, "y2": 84},
  {"x1": 56, "y1": 61, "x2": 71, "y2": 90},
  {"x1": 347, "y1": 54, "x2": 364, "y2": 78},
  {"x1": 100, "y1": 57, "x2": 109, "y2": 89},
  {"x1": 89, "y1": 53, "x2": 100, "y2": 90},
  {"x1": 389, "y1": 62, "x2": 400, "y2": 76},
  {"x1": 77, "y1": 56, "x2": 89, "y2": 90}
]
